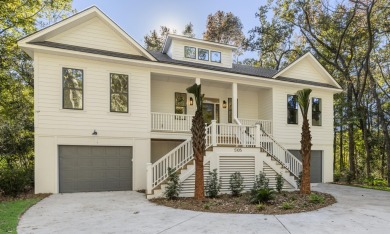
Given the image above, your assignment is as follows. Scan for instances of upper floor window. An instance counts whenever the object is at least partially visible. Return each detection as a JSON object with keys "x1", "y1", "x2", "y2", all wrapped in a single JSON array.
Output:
[
  {"x1": 184, "y1": 46, "x2": 196, "y2": 59},
  {"x1": 110, "y1": 73, "x2": 129, "y2": 113},
  {"x1": 211, "y1": 51, "x2": 221, "y2": 63},
  {"x1": 198, "y1": 48, "x2": 209, "y2": 61},
  {"x1": 63, "y1": 68, "x2": 83, "y2": 110},
  {"x1": 287, "y1": 95, "x2": 298, "y2": 124},
  {"x1": 312, "y1": 97, "x2": 322, "y2": 126},
  {"x1": 175, "y1": 92, "x2": 187, "y2": 114}
]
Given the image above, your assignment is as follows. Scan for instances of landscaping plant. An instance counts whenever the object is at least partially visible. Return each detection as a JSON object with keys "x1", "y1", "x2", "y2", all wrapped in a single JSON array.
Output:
[
  {"x1": 229, "y1": 172, "x2": 244, "y2": 196},
  {"x1": 250, "y1": 188, "x2": 275, "y2": 204},
  {"x1": 281, "y1": 201, "x2": 294, "y2": 210},
  {"x1": 276, "y1": 173, "x2": 284, "y2": 193},
  {"x1": 0, "y1": 165, "x2": 32, "y2": 197},
  {"x1": 206, "y1": 169, "x2": 221, "y2": 198},
  {"x1": 252, "y1": 171, "x2": 269, "y2": 193},
  {"x1": 308, "y1": 193, "x2": 325, "y2": 204},
  {"x1": 164, "y1": 167, "x2": 182, "y2": 199}
]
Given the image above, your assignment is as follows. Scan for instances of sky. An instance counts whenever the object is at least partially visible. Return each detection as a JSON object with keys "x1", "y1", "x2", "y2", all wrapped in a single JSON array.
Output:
[{"x1": 72, "y1": 0, "x2": 267, "y2": 60}]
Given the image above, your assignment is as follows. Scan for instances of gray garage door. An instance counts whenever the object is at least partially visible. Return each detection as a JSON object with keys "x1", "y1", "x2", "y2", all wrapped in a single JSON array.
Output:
[
  {"x1": 59, "y1": 146, "x2": 133, "y2": 193},
  {"x1": 289, "y1": 150, "x2": 322, "y2": 183}
]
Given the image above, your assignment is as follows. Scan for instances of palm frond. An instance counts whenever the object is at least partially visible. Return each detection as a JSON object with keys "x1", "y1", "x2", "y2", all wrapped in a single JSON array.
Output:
[{"x1": 296, "y1": 88, "x2": 312, "y2": 118}]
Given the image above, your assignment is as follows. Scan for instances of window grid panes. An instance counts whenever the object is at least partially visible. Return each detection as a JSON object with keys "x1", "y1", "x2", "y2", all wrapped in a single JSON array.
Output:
[
  {"x1": 175, "y1": 92, "x2": 187, "y2": 115},
  {"x1": 211, "y1": 51, "x2": 221, "y2": 63},
  {"x1": 184, "y1": 46, "x2": 196, "y2": 59},
  {"x1": 110, "y1": 73, "x2": 129, "y2": 113},
  {"x1": 63, "y1": 68, "x2": 83, "y2": 110},
  {"x1": 287, "y1": 95, "x2": 298, "y2": 124},
  {"x1": 198, "y1": 48, "x2": 209, "y2": 61},
  {"x1": 312, "y1": 98, "x2": 322, "y2": 126}
]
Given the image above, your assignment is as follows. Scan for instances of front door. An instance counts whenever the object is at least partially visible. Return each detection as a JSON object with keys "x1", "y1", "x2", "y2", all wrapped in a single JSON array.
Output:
[{"x1": 203, "y1": 103, "x2": 214, "y2": 125}]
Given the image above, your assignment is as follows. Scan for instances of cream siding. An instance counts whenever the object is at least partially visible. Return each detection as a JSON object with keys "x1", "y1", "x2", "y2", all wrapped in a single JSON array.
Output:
[
  {"x1": 257, "y1": 89, "x2": 273, "y2": 120},
  {"x1": 49, "y1": 17, "x2": 142, "y2": 56},
  {"x1": 169, "y1": 38, "x2": 233, "y2": 68},
  {"x1": 280, "y1": 57, "x2": 328, "y2": 83}
]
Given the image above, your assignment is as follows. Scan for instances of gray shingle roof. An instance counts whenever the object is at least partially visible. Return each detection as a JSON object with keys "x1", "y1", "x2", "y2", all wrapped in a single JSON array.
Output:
[
  {"x1": 29, "y1": 41, "x2": 340, "y2": 89},
  {"x1": 148, "y1": 50, "x2": 278, "y2": 78}
]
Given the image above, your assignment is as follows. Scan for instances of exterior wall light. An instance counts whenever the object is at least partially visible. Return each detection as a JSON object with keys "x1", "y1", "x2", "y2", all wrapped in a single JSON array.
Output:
[
  {"x1": 189, "y1": 97, "x2": 193, "y2": 106},
  {"x1": 92, "y1": 130, "x2": 98, "y2": 135},
  {"x1": 223, "y1": 100, "x2": 227, "y2": 108}
]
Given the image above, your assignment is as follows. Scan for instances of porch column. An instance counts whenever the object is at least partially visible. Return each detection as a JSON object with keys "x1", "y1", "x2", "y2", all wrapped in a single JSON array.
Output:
[
  {"x1": 146, "y1": 163, "x2": 152, "y2": 194},
  {"x1": 232, "y1": 83, "x2": 241, "y2": 125}
]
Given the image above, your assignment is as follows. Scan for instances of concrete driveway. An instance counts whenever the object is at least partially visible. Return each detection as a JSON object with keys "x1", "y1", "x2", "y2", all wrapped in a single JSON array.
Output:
[{"x1": 18, "y1": 184, "x2": 390, "y2": 234}]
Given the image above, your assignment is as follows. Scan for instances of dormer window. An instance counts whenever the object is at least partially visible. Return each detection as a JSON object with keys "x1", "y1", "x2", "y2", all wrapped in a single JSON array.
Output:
[
  {"x1": 211, "y1": 51, "x2": 221, "y2": 63},
  {"x1": 198, "y1": 48, "x2": 209, "y2": 61},
  {"x1": 184, "y1": 46, "x2": 196, "y2": 59}
]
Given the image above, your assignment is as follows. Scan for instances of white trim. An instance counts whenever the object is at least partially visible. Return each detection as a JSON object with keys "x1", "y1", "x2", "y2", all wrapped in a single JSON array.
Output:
[
  {"x1": 18, "y1": 6, "x2": 156, "y2": 61},
  {"x1": 272, "y1": 53, "x2": 342, "y2": 89}
]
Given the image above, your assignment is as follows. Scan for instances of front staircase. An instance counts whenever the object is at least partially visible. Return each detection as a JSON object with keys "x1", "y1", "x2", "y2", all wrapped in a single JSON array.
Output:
[{"x1": 146, "y1": 120, "x2": 302, "y2": 199}]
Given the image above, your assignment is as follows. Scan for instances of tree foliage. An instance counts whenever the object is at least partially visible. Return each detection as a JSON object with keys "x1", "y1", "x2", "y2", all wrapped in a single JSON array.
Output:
[
  {"x1": 183, "y1": 22, "x2": 195, "y2": 38},
  {"x1": 144, "y1": 26, "x2": 176, "y2": 51}
]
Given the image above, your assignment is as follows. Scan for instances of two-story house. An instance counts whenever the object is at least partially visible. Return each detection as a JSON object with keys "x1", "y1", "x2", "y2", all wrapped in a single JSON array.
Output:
[{"x1": 18, "y1": 7, "x2": 342, "y2": 197}]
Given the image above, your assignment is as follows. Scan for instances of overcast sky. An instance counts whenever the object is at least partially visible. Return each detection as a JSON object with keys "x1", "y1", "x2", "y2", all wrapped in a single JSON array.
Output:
[{"x1": 72, "y1": 0, "x2": 266, "y2": 60}]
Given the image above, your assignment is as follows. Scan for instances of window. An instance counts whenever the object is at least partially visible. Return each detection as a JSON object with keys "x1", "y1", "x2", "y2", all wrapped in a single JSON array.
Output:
[
  {"x1": 211, "y1": 51, "x2": 221, "y2": 63},
  {"x1": 198, "y1": 48, "x2": 209, "y2": 61},
  {"x1": 175, "y1": 92, "x2": 187, "y2": 114},
  {"x1": 287, "y1": 95, "x2": 298, "y2": 124},
  {"x1": 312, "y1": 98, "x2": 322, "y2": 126},
  {"x1": 228, "y1": 98, "x2": 238, "y2": 123},
  {"x1": 63, "y1": 68, "x2": 83, "y2": 110},
  {"x1": 184, "y1": 46, "x2": 196, "y2": 59},
  {"x1": 110, "y1": 73, "x2": 129, "y2": 113}
]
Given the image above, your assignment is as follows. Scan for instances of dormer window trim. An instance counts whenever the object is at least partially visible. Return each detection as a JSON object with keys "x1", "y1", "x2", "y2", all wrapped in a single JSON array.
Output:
[
  {"x1": 198, "y1": 48, "x2": 209, "y2": 61},
  {"x1": 211, "y1": 50, "x2": 221, "y2": 63},
  {"x1": 184, "y1": 46, "x2": 196, "y2": 59}
]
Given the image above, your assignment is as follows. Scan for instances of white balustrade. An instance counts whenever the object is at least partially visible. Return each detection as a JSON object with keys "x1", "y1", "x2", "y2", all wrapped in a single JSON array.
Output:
[
  {"x1": 238, "y1": 118, "x2": 272, "y2": 135},
  {"x1": 151, "y1": 112, "x2": 193, "y2": 132}
]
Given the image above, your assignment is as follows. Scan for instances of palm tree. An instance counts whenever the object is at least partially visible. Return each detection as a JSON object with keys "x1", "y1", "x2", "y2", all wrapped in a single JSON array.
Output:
[
  {"x1": 297, "y1": 88, "x2": 312, "y2": 194},
  {"x1": 186, "y1": 84, "x2": 205, "y2": 200}
]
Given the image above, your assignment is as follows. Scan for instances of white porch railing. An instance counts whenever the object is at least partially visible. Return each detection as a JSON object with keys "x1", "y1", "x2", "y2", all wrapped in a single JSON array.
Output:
[
  {"x1": 151, "y1": 112, "x2": 193, "y2": 132},
  {"x1": 147, "y1": 124, "x2": 213, "y2": 193},
  {"x1": 238, "y1": 118, "x2": 272, "y2": 135},
  {"x1": 215, "y1": 123, "x2": 256, "y2": 147},
  {"x1": 258, "y1": 129, "x2": 302, "y2": 178}
]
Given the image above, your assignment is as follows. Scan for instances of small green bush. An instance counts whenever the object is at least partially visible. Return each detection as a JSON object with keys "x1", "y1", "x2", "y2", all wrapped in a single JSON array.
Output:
[
  {"x1": 276, "y1": 173, "x2": 284, "y2": 193},
  {"x1": 206, "y1": 169, "x2": 221, "y2": 198},
  {"x1": 333, "y1": 172, "x2": 341, "y2": 182},
  {"x1": 308, "y1": 193, "x2": 325, "y2": 204},
  {"x1": 250, "y1": 188, "x2": 275, "y2": 204},
  {"x1": 229, "y1": 172, "x2": 245, "y2": 196},
  {"x1": 373, "y1": 178, "x2": 387, "y2": 187},
  {"x1": 0, "y1": 166, "x2": 31, "y2": 197},
  {"x1": 280, "y1": 201, "x2": 294, "y2": 210},
  {"x1": 164, "y1": 167, "x2": 182, "y2": 200},
  {"x1": 256, "y1": 203, "x2": 265, "y2": 211}
]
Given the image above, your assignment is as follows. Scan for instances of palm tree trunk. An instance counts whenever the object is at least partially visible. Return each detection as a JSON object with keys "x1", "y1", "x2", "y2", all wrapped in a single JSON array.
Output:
[
  {"x1": 300, "y1": 118, "x2": 312, "y2": 194},
  {"x1": 192, "y1": 110, "x2": 205, "y2": 200}
]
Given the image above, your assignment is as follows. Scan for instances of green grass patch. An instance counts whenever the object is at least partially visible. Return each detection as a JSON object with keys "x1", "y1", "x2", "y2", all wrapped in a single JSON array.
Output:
[
  {"x1": 0, "y1": 197, "x2": 42, "y2": 233},
  {"x1": 356, "y1": 184, "x2": 390, "y2": 192}
]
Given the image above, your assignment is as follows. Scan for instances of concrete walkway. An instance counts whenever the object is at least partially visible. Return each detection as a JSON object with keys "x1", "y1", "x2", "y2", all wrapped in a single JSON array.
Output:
[{"x1": 18, "y1": 184, "x2": 390, "y2": 234}]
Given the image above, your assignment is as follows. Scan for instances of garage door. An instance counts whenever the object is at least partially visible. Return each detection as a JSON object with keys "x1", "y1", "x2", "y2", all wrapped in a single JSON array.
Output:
[
  {"x1": 289, "y1": 150, "x2": 322, "y2": 183},
  {"x1": 59, "y1": 146, "x2": 132, "y2": 193}
]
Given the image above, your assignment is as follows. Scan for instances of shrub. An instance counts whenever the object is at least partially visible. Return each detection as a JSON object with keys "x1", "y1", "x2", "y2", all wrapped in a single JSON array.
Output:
[
  {"x1": 280, "y1": 201, "x2": 294, "y2": 210},
  {"x1": 345, "y1": 171, "x2": 354, "y2": 184},
  {"x1": 251, "y1": 172, "x2": 269, "y2": 195},
  {"x1": 308, "y1": 193, "x2": 325, "y2": 204},
  {"x1": 333, "y1": 172, "x2": 341, "y2": 182},
  {"x1": 256, "y1": 203, "x2": 265, "y2": 211},
  {"x1": 206, "y1": 169, "x2": 221, "y2": 198},
  {"x1": 229, "y1": 172, "x2": 244, "y2": 196},
  {"x1": 0, "y1": 166, "x2": 31, "y2": 197},
  {"x1": 164, "y1": 167, "x2": 182, "y2": 200},
  {"x1": 276, "y1": 173, "x2": 284, "y2": 193},
  {"x1": 250, "y1": 188, "x2": 275, "y2": 204},
  {"x1": 296, "y1": 171, "x2": 303, "y2": 189},
  {"x1": 373, "y1": 178, "x2": 387, "y2": 187}
]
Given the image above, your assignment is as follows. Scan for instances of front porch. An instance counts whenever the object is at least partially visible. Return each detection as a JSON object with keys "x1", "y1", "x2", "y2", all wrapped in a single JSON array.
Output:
[{"x1": 150, "y1": 73, "x2": 274, "y2": 134}]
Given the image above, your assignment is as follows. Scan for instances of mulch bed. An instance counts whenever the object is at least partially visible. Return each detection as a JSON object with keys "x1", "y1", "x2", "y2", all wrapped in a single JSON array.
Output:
[
  {"x1": 151, "y1": 191, "x2": 336, "y2": 215},
  {"x1": 0, "y1": 191, "x2": 50, "y2": 202}
]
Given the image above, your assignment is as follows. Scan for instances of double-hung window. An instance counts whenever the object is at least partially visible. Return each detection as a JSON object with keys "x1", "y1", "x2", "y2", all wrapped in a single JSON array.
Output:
[
  {"x1": 312, "y1": 97, "x2": 322, "y2": 126},
  {"x1": 287, "y1": 95, "x2": 298, "y2": 124},
  {"x1": 110, "y1": 73, "x2": 129, "y2": 113},
  {"x1": 63, "y1": 68, "x2": 83, "y2": 110}
]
